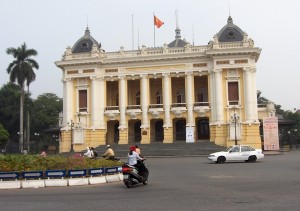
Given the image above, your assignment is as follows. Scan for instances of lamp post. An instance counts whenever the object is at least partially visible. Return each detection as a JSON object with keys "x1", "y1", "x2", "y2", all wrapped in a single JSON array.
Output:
[
  {"x1": 77, "y1": 112, "x2": 81, "y2": 122},
  {"x1": 231, "y1": 106, "x2": 239, "y2": 145},
  {"x1": 68, "y1": 120, "x2": 75, "y2": 152}
]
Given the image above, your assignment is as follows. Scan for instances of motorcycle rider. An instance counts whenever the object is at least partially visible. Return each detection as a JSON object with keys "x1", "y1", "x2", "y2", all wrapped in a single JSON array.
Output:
[
  {"x1": 127, "y1": 145, "x2": 146, "y2": 176},
  {"x1": 83, "y1": 147, "x2": 93, "y2": 158},
  {"x1": 102, "y1": 145, "x2": 115, "y2": 160}
]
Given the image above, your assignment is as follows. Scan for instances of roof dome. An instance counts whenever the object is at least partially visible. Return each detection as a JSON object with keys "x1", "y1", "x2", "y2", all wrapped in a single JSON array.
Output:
[
  {"x1": 72, "y1": 27, "x2": 101, "y2": 53},
  {"x1": 217, "y1": 16, "x2": 244, "y2": 42},
  {"x1": 167, "y1": 27, "x2": 188, "y2": 48}
]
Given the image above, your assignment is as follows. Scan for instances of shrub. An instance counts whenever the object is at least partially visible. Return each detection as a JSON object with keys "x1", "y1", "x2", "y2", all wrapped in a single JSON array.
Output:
[{"x1": 0, "y1": 154, "x2": 123, "y2": 172}]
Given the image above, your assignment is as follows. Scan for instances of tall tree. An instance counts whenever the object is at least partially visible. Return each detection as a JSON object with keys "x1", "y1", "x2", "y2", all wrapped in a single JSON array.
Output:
[
  {"x1": 0, "y1": 123, "x2": 9, "y2": 147},
  {"x1": 0, "y1": 83, "x2": 21, "y2": 140},
  {"x1": 6, "y1": 43, "x2": 39, "y2": 153},
  {"x1": 31, "y1": 93, "x2": 63, "y2": 133}
]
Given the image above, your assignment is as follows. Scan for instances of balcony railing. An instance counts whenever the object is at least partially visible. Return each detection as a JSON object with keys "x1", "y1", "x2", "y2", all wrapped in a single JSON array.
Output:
[
  {"x1": 171, "y1": 103, "x2": 186, "y2": 108},
  {"x1": 127, "y1": 105, "x2": 141, "y2": 110},
  {"x1": 149, "y1": 104, "x2": 163, "y2": 109},
  {"x1": 194, "y1": 102, "x2": 209, "y2": 107},
  {"x1": 105, "y1": 106, "x2": 119, "y2": 111}
]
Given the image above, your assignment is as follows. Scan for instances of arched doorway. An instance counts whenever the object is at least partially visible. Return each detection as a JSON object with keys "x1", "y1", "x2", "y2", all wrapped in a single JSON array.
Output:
[
  {"x1": 107, "y1": 120, "x2": 119, "y2": 145},
  {"x1": 134, "y1": 121, "x2": 141, "y2": 143},
  {"x1": 155, "y1": 120, "x2": 164, "y2": 142},
  {"x1": 174, "y1": 119, "x2": 186, "y2": 141},
  {"x1": 197, "y1": 118, "x2": 210, "y2": 140},
  {"x1": 114, "y1": 122, "x2": 119, "y2": 143}
]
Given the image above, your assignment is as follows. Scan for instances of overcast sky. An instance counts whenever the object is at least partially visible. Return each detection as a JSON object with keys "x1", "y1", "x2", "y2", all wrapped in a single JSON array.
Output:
[{"x1": 1, "y1": 0, "x2": 300, "y2": 111}]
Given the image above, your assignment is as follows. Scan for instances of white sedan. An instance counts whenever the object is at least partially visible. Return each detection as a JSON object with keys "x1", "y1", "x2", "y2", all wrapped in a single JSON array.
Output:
[{"x1": 208, "y1": 145, "x2": 264, "y2": 163}]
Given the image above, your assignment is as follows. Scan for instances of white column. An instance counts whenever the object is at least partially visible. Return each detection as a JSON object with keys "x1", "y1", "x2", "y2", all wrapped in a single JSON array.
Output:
[
  {"x1": 214, "y1": 69, "x2": 224, "y2": 123},
  {"x1": 208, "y1": 70, "x2": 216, "y2": 122},
  {"x1": 185, "y1": 72, "x2": 194, "y2": 126},
  {"x1": 99, "y1": 77, "x2": 106, "y2": 128},
  {"x1": 91, "y1": 77, "x2": 98, "y2": 128},
  {"x1": 119, "y1": 76, "x2": 127, "y2": 128},
  {"x1": 244, "y1": 67, "x2": 252, "y2": 122},
  {"x1": 140, "y1": 75, "x2": 149, "y2": 128},
  {"x1": 64, "y1": 78, "x2": 73, "y2": 126},
  {"x1": 163, "y1": 73, "x2": 171, "y2": 127},
  {"x1": 251, "y1": 67, "x2": 259, "y2": 121},
  {"x1": 91, "y1": 77, "x2": 105, "y2": 128}
]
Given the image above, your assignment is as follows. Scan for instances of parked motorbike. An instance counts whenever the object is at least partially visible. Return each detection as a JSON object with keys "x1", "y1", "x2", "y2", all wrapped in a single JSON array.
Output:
[{"x1": 122, "y1": 159, "x2": 149, "y2": 188}]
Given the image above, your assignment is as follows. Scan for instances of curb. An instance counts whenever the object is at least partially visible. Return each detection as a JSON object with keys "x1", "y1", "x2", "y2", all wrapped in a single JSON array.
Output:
[{"x1": 0, "y1": 173, "x2": 123, "y2": 190}]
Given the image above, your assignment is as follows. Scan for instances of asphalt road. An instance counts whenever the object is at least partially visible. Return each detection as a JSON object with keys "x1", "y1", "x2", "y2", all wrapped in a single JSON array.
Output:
[{"x1": 1, "y1": 152, "x2": 300, "y2": 211}]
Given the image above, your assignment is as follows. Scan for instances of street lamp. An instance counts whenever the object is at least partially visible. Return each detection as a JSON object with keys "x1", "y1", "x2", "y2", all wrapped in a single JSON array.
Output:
[
  {"x1": 77, "y1": 112, "x2": 81, "y2": 122},
  {"x1": 68, "y1": 120, "x2": 75, "y2": 152},
  {"x1": 231, "y1": 106, "x2": 240, "y2": 145}
]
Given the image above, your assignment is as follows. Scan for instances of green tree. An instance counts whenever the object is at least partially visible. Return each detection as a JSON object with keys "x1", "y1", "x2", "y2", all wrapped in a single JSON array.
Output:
[
  {"x1": 0, "y1": 83, "x2": 21, "y2": 140},
  {"x1": 6, "y1": 43, "x2": 39, "y2": 152},
  {"x1": 31, "y1": 93, "x2": 63, "y2": 134},
  {"x1": 0, "y1": 123, "x2": 9, "y2": 146}
]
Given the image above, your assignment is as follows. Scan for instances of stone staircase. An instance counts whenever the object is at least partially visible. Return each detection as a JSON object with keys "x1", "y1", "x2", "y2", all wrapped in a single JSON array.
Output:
[{"x1": 94, "y1": 140, "x2": 226, "y2": 158}]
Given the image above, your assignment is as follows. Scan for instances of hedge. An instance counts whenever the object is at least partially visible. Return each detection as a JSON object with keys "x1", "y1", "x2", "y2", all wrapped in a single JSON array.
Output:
[{"x1": 0, "y1": 154, "x2": 123, "y2": 172}]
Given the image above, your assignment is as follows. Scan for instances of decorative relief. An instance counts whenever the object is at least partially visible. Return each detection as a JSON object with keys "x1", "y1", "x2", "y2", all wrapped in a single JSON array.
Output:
[
  {"x1": 78, "y1": 78, "x2": 88, "y2": 86},
  {"x1": 83, "y1": 69, "x2": 94, "y2": 73},
  {"x1": 227, "y1": 69, "x2": 238, "y2": 77},
  {"x1": 67, "y1": 70, "x2": 78, "y2": 75},
  {"x1": 193, "y1": 63, "x2": 207, "y2": 68},
  {"x1": 216, "y1": 60, "x2": 230, "y2": 65},
  {"x1": 235, "y1": 59, "x2": 248, "y2": 64},
  {"x1": 63, "y1": 46, "x2": 72, "y2": 60},
  {"x1": 105, "y1": 68, "x2": 118, "y2": 73}
]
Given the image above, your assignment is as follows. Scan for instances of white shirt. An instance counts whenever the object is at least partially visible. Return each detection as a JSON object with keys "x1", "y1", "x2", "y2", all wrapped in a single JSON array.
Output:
[
  {"x1": 84, "y1": 149, "x2": 93, "y2": 158},
  {"x1": 127, "y1": 151, "x2": 142, "y2": 165}
]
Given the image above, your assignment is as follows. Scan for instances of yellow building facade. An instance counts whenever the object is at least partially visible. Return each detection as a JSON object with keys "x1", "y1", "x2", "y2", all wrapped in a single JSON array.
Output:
[{"x1": 56, "y1": 16, "x2": 271, "y2": 152}]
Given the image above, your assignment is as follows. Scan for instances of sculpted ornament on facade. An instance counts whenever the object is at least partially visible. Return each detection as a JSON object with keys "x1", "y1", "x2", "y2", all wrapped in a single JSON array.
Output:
[{"x1": 63, "y1": 46, "x2": 72, "y2": 60}]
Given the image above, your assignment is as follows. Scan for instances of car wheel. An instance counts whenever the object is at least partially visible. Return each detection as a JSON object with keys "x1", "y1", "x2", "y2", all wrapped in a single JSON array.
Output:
[
  {"x1": 248, "y1": 155, "x2": 257, "y2": 163},
  {"x1": 217, "y1": 156, "x2": 226, "y2": 164},
  {"x1": 143, "y1": 180, "x2": 148, "y2": 185}
]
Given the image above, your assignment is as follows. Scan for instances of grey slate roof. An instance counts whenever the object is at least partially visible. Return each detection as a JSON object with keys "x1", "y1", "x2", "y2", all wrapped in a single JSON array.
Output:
[
  {"x1": 217, "y1": 16, "x2": 244, "y2": 42},
  {"x1": 167, "y1": 27, "x2": 188, "y2": 48},
  {"x1": 72, "y1": 27, "x2": 101, "y2": 53}
]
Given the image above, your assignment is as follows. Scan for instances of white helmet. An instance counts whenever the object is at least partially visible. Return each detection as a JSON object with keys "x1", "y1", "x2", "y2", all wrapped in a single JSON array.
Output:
[{"x1": 106, "y1": 145, "x2": 110, "y2": 148}]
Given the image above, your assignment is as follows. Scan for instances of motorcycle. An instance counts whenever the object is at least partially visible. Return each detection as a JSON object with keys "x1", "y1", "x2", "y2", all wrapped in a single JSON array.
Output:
[{"x1": 122, "y1": 159, "x2": 149, "y2": 188}]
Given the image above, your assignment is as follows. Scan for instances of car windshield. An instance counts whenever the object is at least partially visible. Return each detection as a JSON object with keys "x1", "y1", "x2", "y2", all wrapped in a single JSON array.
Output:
[{"x1": 225, "y1": 146, "x2": 234, "y2": 152}]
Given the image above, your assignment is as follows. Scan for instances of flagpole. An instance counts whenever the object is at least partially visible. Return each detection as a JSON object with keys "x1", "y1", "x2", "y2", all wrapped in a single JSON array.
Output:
[
  {"x1": 153, "y1": 12, "x2": 155, "y2": 47},
  {"x1": 132, "y1": 14, "x2": 134, "y2": 50}
]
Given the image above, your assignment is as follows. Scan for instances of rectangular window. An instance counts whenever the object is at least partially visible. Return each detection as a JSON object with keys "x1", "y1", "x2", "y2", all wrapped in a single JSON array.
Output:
[
  {"x1": 79, "y1": 90, "x2": 87, "y2": 112},
  {"x1": 228, "y1": 81, "x2": 239, "y2": 105}
]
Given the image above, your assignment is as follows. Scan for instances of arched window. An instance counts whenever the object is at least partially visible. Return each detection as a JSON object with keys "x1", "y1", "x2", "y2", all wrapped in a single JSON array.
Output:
[
  {"x1": 197, "y1": 88, "x2": 208, "y2": 102},
  {"x1": 136, "y1": 92, "x2": 140, "y2": 105},
  {"x1": 115, "y1": 94, "x2": 119, "y2": 106},
  {"x1": 176, "y1": 89, "x2": 185, "y2": 103},
  {"x1": 156, "y1": 91, "x2": 162, "y2": 104}
]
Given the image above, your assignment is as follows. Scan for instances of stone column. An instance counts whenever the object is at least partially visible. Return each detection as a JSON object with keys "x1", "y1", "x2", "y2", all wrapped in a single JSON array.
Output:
[
  {"x1": 162, "y1": 73, "x2": 171, "y2": 127},
  {"x1": 91, "y1": 76, "x2": 105, "y2": 128},
  {"x1": 208, "y1": 70, "x2": 216, "y2": 122},
  {"x1": 64, "y1": 78, "x2": 73, "y2": 126},
  {"x1": 118, "y1": 75, "x2": 127, "y2": 129},
  {"x1": 214, "y1": 69, "x2": 223, "y2": 123},
  {"x1": 90, "y1": 77, "x2": 99, "y2": 128},
  {"x1": 185, "y1": 71, "x2": 195, "y2": 126},
  {"x1": 99, "y1": 77, "x2": 106, "y2": 128},
  {"x1": 162, "y1": 73, "x2": 173, "y2": 143},
  {"x1": 140, "y1": 74, "x2": 149, "y2": 128},
  {"x1": 243, "y1": 67, "x2": 252, "y2": 122},
  {"x1": 250, "y1": 67, "x2": 258, "y2": 121}
]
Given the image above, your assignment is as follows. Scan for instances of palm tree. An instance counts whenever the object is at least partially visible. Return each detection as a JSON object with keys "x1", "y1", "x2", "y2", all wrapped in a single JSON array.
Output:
[{"x1": 6, "y1": 43, "x2": 39, "y2": 153}]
